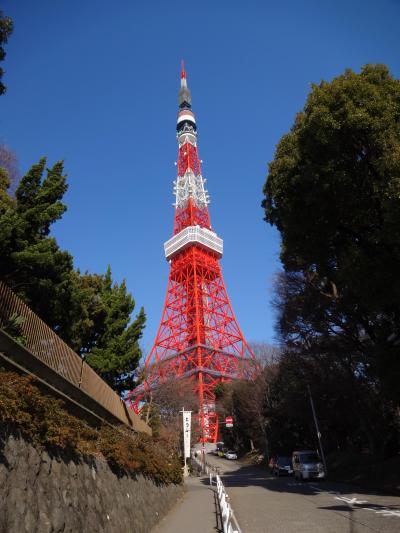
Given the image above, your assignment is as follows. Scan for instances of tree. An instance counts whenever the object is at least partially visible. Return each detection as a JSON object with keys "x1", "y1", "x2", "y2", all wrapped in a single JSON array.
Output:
[
  {"x1": 138, "y1": 375, "x2": 199, "y2": 450},
  {"x1": 0, "y1": 10, "x2": 13, "y2": 95},
  {"x1": 263, "y1": 65, "x2": 400, "y2": 342},
  {"x1": 263, "y1": 64, "x2": 400, "y2": 397},
  {"x1": 0, "y1": 158, "x2": 75, "y2": 331},
  {"x1": 0, "y1": 158, "x2": 146, "y2": 395},
  {"x1": 262, "y1": 64, "x2": 400, "y2": 455},
  {"x1": 271, "y1": 270, "x2": 399, "y2": 456},
  {"x1": 75, "y1": 267, "x2": 146, "y2": 395},
  {"x1": 215, "y1": 356, "x2": 279, "y2": 457},
  {"x1": 249, "y1": 341, "x2": 280, "y2": 367}
]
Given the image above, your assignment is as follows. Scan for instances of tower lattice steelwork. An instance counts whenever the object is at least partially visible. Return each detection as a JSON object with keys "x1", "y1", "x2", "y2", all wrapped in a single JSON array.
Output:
[{"x1": 129, "y1": 63, "x2": 255, "y2": 442}]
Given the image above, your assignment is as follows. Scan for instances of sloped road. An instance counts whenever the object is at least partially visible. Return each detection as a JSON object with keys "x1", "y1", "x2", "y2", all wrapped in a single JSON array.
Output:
[{"x1": 205, "y1": 454, "x2": 400, "y2": 533}]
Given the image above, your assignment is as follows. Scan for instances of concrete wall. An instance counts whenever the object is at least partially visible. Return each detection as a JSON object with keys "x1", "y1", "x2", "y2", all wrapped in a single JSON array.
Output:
[{"x1": 0, "y1": 434, "x2": 183, "y2": 533}]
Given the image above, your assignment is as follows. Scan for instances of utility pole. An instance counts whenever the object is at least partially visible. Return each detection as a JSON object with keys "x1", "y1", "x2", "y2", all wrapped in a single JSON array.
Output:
[
  {"x1": 264, "y1": 420, "x2": 270, "y2": 464},
  {"x1": 307, "y1": 384, "x2": 328, "y2": 476}
]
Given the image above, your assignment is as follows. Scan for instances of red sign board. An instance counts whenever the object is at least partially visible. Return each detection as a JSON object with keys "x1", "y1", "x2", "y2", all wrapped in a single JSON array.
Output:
[{"x1": 225, "y1": 416, "x2": 233, "y2": 427}]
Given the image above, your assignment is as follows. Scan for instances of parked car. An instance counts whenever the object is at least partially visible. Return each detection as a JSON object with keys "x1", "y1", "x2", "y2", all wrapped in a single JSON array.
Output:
[
  {"x1": 292, "y1": 450, "x2": 325, "y2": 480},
  {"x1": 273, "y1": 456, "x2": 293, "y2": 476},
  {"x1": 225, "y1": 450, "x2": 237, "y2": 460}
]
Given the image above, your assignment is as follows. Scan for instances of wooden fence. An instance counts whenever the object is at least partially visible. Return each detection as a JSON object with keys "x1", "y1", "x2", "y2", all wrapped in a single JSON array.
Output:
[{"x1": 0, "y1": 281, "x2": 150, "y2": 434}]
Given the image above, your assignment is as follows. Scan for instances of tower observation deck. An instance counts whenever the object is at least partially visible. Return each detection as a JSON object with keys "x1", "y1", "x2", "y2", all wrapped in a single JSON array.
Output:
[{"x1": 128, "y1": 63, "x2": 256, "y2": 443}]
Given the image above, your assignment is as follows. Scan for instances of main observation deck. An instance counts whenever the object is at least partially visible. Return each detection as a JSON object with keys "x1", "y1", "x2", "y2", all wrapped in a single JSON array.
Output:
[{"x1": 164, "y1": 226, "x2": 223, "y2": 261}]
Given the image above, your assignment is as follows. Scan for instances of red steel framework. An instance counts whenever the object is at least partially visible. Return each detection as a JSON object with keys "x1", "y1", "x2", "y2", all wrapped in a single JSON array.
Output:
[{"x1": 128, "y1": 63, "x2": 256, "y2": 442}]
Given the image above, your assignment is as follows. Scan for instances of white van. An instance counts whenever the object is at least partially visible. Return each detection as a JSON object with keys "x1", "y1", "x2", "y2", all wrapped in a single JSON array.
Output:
[{"x1": 292, "y1": 450, "x2": 325, "y2": 480}]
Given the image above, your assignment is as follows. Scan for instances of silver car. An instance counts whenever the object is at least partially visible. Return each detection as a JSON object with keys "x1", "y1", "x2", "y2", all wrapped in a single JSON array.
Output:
[
  {"x1": 225, "y1": 450, "x2": 237, "y2": 460},
  {"x1": 292, "y1": 450, "x2": 325, "y2": 480}
]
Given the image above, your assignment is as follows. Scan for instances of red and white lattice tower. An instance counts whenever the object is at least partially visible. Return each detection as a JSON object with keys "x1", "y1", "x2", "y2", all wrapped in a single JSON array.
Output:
[{"x1": 129, "y1": 63, "x2": 256, "y2": 442}]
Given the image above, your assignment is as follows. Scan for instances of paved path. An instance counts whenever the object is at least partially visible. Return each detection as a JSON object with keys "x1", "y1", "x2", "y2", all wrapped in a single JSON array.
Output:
[
  {"x1": 151, "y1": 475, "x2": 219, "y2": 533},
  {"x1": 205, "y1": 453, "x2": 400, "y2": 533}
]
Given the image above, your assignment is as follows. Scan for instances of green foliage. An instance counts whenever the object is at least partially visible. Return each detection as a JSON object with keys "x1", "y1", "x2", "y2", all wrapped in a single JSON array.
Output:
[
  {"x1": 0, "y1": 369, "x2": 182, "y2": 484},
  {"x1": 15, "y1": 159, "x2": 68, "y2": 235},
  {"x1": 261, "y1": 64, "x2": 400, "y2": 457},
  {"x1": 2, "y1": 312, "x2": 27, "y2": 346},
  {"x1": 0, "y1": 158, "x2": 146, "y2": 392},
  {"x1": 0, "y1": 10, "x2": 145, "y2": 390},
  {"x1": 263, "y1": 64, "x2": 400, "y2": 332},
  {"x1": 0, "y1": 158, "x2": 75, "y2": 331},
  {"x1": 0, "y1": 10, "x2": 13, "y2": 95},
  {"x1": 213, "y1": 382, "x2": 227, "y2": 399},
  {"x1": 0, "y1": 166, "x2": 13, "y2": 207},
  {"x1": 70, "y1": 267, "x2": 146, "y2": 394},
  {"x1": 0, "y1": 8, "x2": 144, "y2": 393}
]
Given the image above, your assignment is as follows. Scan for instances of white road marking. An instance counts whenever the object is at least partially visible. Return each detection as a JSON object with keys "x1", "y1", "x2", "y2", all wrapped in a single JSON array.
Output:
[
  {"x1": 335, "y1": 496, "x2": 369, "y2": 505},
  {"x1": 374, "y1": 509, "x2": 400, "y2": 518},
  {"x1": 334, "y1": 496, "x2": 400, "y2": 519}
]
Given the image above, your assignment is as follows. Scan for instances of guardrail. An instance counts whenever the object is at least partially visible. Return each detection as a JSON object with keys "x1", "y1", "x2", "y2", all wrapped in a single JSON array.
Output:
[
  {"x1": 0, "y1": 281, "x2": 150, "y2": 435},
  {"x1": 210, "y1": 473, "x2": 241, "y2": 533},
  {"x1": 190, "y1": 452, "x2": 241, "y2": 533}
]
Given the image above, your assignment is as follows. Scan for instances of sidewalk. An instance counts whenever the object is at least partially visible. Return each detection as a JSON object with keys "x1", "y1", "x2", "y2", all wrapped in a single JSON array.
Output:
[{"x1": 152, "y1": 475, "x2": 219, "y2": 533}]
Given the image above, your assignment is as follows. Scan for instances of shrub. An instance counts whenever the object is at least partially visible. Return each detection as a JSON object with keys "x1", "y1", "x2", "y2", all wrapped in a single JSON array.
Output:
[{"x1": 0, "y1": 369, "x2": 182, "y2": 484}]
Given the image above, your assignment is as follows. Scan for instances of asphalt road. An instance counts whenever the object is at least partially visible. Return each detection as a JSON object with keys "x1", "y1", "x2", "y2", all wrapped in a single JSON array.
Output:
[{"x1": 205, "y1": 453, "x2": 400, "y2": 533}]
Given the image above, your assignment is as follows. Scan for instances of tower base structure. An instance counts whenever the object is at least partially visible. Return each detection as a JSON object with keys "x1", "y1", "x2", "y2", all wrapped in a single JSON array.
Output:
[{"x1": 130, "y1": 244, "x2": 256, "y2": 443}]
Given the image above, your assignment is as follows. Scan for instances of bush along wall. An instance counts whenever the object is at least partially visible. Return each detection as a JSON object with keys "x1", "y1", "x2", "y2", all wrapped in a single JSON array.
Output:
[{"x1": 0, "y1": 369, "x2": 183, "y2": 533}]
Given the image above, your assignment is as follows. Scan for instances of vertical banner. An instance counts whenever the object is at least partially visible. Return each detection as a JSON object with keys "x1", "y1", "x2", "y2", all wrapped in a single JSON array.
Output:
[{"x1": 183, "y1": 410, "x2": 191, "y2": 459}]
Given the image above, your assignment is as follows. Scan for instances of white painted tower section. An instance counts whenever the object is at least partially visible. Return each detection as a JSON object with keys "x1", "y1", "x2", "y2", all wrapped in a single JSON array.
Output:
[{"x1": 174, "y1": 126, "x2": 210, "y2": 209}]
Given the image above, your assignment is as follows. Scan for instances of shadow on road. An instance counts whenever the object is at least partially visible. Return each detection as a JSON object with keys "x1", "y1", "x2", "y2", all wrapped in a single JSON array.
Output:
[{"x1": 202, "y1": 456, "x2": 400, "y2": 501}]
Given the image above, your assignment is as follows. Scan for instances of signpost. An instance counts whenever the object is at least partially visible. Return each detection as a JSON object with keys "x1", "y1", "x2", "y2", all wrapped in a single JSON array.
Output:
[
  {"x1": 225, "y1": 416, "x2": 233, "y2": 428},
  {"x1": 181, "y1": 408, "x2": 192, "y2": 477}
]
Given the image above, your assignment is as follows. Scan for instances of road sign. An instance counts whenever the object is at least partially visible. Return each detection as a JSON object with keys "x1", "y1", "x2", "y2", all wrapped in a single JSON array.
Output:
[{"x1": 225, "y1": 416, "x2": 233, "y2": 428}]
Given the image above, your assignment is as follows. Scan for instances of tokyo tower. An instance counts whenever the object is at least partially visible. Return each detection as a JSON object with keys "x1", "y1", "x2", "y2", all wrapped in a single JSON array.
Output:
[{"x1": 129, "y1": 63, "x2": 256, "y2": 443}]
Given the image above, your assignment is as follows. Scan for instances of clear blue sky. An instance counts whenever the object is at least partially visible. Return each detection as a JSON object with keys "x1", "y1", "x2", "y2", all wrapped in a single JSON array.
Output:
[{"x1": 1, "y1": 1, "x2": 399, "y2": 353}]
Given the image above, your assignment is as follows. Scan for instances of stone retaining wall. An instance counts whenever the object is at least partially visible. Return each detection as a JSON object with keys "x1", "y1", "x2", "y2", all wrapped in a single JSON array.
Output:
[{"x1": 0, "y1": 434, "x2": 183, "y2": 533}]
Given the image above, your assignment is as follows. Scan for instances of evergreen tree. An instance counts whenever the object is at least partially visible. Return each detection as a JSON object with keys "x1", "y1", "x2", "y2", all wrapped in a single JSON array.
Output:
[
  {"x1": 0, "y1": 159, "x2": 146, "y2": 394},
  {"x1": 78, "y1": 268, "x2": 146, "y2": 394},
  {"x1": 0, "y1": 158, "x2": 74, "y2": 330}
]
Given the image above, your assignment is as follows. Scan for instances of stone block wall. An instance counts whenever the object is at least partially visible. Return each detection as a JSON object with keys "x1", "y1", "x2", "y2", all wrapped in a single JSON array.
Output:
[{"x1": 0, "y1": 434, "x2": 183, "y2": 533}]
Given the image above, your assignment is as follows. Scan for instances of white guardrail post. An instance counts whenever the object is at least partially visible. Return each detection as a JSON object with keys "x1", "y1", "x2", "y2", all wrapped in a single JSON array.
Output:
[{"x1": 209, "y1": 472, "x2": 241, "y2": 533}]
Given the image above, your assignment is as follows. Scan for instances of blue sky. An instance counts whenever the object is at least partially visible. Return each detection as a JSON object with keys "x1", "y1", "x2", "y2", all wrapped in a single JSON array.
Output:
[{"x1": 1, "y1": 0, "x2": 399, "y2": 353}]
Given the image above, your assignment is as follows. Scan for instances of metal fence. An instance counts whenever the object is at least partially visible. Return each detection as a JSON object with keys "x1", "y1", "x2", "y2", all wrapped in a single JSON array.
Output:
[
  {"x1": 0, "y1": 281, "x2": 149, "y2": 433},
  {"x1": 210, "y1": 473, "x2": 241, "y2": 533}
]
